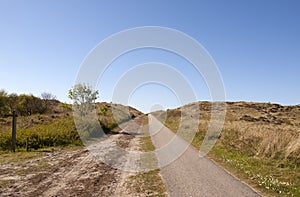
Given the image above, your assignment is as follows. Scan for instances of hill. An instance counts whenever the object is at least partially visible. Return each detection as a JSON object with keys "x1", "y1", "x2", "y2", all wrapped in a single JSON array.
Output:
[
  {"x1": 152, "y1": 101, "x2": 300, "y2": 196},
  {"x1": 0, "y1": 96, "x2": 142, "y2": 151}
]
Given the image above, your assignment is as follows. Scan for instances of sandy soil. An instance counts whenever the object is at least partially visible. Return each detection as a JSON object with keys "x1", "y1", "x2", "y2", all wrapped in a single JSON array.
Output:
[{"x1": 0, "y1": 117, "x2": 146, "y2": 197}]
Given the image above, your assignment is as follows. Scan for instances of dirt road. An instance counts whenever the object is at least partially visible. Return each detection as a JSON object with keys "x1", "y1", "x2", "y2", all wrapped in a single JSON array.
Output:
[
  {"x1": 149, "y1": 115, "x2": 260, "y2": 197},
  {"x1": 0, "y1": 147, "x2": 120, "y2": 197},
  {"x1": 0, "y1": 116, "x2": 151, "y2": 197}
]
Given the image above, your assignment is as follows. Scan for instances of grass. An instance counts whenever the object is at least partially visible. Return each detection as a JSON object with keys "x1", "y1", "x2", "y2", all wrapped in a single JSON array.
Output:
[
  {"x1": 139, "y1": 118, "x2": 155, "y2": 152},
  {"x1": 0, "y1": 146, "x2": 82, "y2": 165},
  {"x1": 126, "y1": 169, "x2": 166, "y2": 197},
  {"x1": 210, "y1": 146, "x2": 300, "y2": 196},
  {"x1": 152, "y1": 102, "x2": 300, "y2": 196},
  {"x1": 125, "y1": 115, "x2": 167, "y2": 197},
  {"x1": 0, "y1": 180, "x2": 15, "y2": 188},
  {"x1": 0, "y1": 150, "x2": 46, "y2": 164},
  {"x1": 0, "y1": 102, "x2": 143, "y2": 151},
  {"x1": 140, "y1": 135, "x2": 155, "y2": 151}
]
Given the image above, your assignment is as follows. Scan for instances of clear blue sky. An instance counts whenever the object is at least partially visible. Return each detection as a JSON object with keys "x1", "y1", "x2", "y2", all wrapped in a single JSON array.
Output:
[{"x1": 0, "y1": 0, "x2": 299, "y2": 113}]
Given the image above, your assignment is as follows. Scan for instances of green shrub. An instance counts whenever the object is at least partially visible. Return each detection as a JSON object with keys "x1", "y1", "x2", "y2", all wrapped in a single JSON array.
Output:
[{"x1": 0, "y1": 118, "x2": 82, "y2": 151}]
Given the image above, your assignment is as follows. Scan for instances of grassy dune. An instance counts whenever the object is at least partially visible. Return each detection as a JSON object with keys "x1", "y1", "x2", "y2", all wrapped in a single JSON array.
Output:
[
  {"x1": 0, "y1": 102, "x2": 142, "y2": 151},
  {"x1": 152, "y1": 102, "x2": 300, "y2": 196}
]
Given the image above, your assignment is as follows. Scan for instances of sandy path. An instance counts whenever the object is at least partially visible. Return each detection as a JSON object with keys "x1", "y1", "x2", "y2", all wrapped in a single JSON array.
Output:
[
  {"x1": 0, "y1": 148, "x2": 120, "y2": 197},
  {"x1": 149, "y1": 115, "x2": 260, "y2": 197},
  {"x1": 0, "y1": 117, "x2": 147, "y2": 197}
]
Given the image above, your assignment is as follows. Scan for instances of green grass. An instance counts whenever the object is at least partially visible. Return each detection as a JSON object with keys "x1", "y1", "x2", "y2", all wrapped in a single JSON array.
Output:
[{"x1": 210, "y1": 145, "x2": 300, "y2": 196}]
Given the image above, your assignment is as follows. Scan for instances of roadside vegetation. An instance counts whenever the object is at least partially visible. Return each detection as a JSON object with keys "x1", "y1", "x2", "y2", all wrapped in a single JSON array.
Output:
[
  {"x1": 0, "y1": 89, "x2": 77, "y2": 151},
  {"x1": 152, "y1": 102, "x2": 300, "y2": 196},
  {"x1": 125, "y1": 116, "x2": 167, "y2": 197},
  {"x1": 0, "y1": 88, "x2": 141, "y2": 151}
]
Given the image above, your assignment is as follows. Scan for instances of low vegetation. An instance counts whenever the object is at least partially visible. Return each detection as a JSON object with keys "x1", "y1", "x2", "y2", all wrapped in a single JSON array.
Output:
[
  {"x1": 0, "y1": 89, "x2": 142, "y2": 151},
  {"x1": 96, "y1": 102, "x2": 141, "y2": 133},
  {"x1": 0, "y1": 118, "x2": 81, "y2": 151},
  {"x1": 0, "y1": 91, "x2": 78, "y2": 151},
  {"x1": 152, "y1": 101, "x2": 300, "y2": 196},
  {"x1": 125, "y1": 116, "x2": 167, "y2": 197},
  {"x1": 0, "y1": 90, "x2": 58, "y2": 116},
  {"x1": 126, "y1": 169, "x2": 166, "y2": 197}
]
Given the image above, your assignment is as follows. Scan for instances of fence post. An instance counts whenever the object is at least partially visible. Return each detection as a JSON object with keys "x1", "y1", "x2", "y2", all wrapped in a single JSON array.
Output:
[
  {"x1": 26, "y1": 137, "x2": 28, "y2": 152},
  {"x1": 11, "y1": 110, "x2": 17, "y2": 152}
]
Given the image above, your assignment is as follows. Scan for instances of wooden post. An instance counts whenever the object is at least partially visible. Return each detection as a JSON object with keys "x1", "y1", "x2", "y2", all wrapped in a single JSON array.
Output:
[
  {"x1": 26, "y1": 137, "x2": 28, "y2": 152},
  {"x1": 11, "y1": 110, "x2": 17, "y2": 152}
]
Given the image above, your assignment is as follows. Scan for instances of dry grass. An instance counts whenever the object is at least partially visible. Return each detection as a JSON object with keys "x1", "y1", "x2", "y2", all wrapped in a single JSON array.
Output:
[
  {"x1": 155, "y1": 102, "x2": 300, "y2": 163},
  {"x1": 126, "y1": 169, "x2": 166, "y2": 197},
  {"x1": 152, "y1": 101, "x2": 300, "y2": 196}
]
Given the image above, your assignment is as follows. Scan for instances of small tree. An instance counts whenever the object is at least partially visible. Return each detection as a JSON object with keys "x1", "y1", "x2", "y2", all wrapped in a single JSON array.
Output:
[
  {"x1": 68, "y1": 83, "x2": 99, "y2": 116},
  {"x1": 69, "y1": 84, "x2": 101, "y2": 138}
]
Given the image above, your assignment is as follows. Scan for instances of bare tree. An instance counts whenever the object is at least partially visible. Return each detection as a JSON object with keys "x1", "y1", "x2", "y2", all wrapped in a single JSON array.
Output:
[{"x1": 41, "y1": 92, "x2": 56, "y2": 100}]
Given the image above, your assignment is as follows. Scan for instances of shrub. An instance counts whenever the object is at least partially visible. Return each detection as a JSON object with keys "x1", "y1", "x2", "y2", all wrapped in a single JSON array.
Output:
[{"x1": 0, "y1": 119, "x2": 82, "y2": 151}]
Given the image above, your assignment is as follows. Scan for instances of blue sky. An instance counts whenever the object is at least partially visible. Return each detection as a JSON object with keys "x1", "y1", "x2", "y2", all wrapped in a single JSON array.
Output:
[{"x1": 0, "y1": 0, "x2": 299, "y2": 113}]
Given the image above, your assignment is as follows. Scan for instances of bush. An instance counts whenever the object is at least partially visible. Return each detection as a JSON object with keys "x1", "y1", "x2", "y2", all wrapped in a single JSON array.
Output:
[{"x1": 0, "y1": 118, "x2": 82, "y2": 151}]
